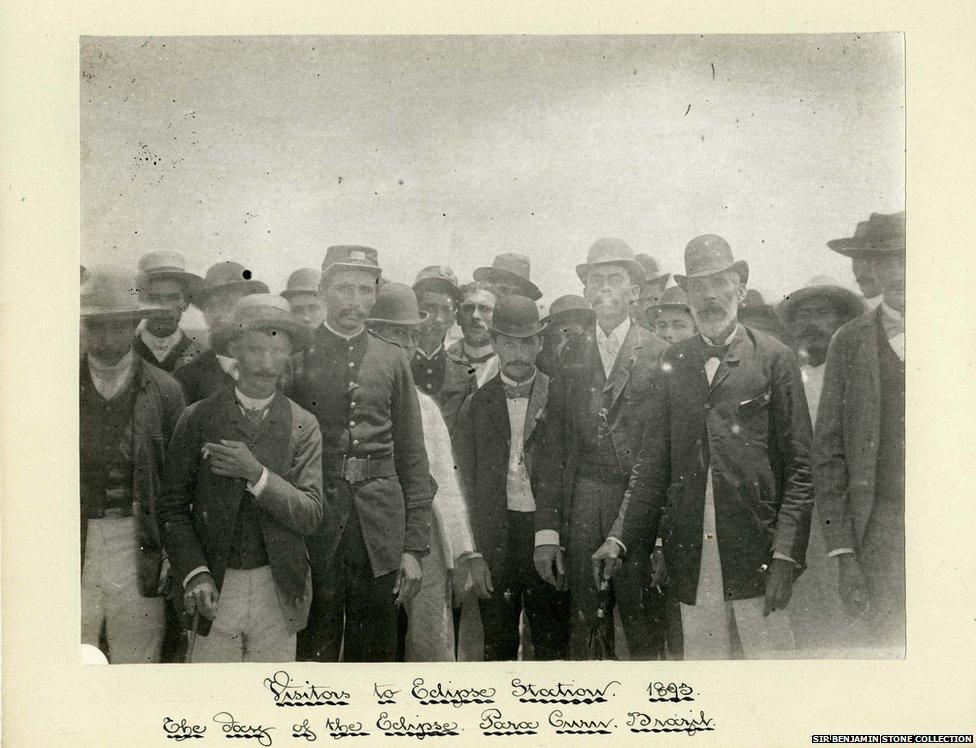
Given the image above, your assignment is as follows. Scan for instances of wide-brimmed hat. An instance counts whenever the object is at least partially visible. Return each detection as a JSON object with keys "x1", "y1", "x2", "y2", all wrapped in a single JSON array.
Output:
[
  {"x1": 778, "y1": 275, "x2": 864, "y2": 323},
  {"x1": 135, "y1": 251, "x2": 205, "y2": 301},
  {"x1": 81, "y1": 267, "x2": 170, "y2": 322},
  {"x1": 543, "y1": 294, "x2": 596, "y2": 327},
  {"x1": 413, "y1": 265, "x2": 461, "y2": 305},
  {"x1": 576, "y1": 237, "x2": 646, "y2": 285},
  {"x1": 490, "y1": 294, "x2": 547, "y2": 339},
  {"x1": 639, "y1": 273, "x2": 671, "y2": 303},
  {"x1": 650, "y1": 284, "x2": 691, "y2": 312},
  {"x1": 195, "y1": 261, "x2": 269, "y2": 308},
  {"x1": 827, "y1": 211, "x2": 905, "y2": 258},
  {"x1": 210, "y1": 293, "x2": 312, "y2": 352},
  {"x1": 280, "y1": 268, "x2": 321, "y2": 300},
  {"x1": 367, "y1": 282, "x2": 429, "y2": 326},
  {"x1": 674, "y1": 234, "x2": 749, "y2": 286},
  {"x1": 321, "y1": 245, "x2": 382, "y2": 280},
  {"x1": 473, "y1": 253, "x2": 542, "y2": 301}
]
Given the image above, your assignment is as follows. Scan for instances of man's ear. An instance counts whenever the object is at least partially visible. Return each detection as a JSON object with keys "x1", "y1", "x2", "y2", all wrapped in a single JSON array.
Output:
[{"x1": 736, "y1": 283, "x2": 748, "y2": 305}]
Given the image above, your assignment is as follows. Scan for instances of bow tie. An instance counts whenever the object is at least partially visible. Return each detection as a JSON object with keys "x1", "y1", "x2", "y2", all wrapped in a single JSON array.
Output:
[
  {"x1": 503, "y1": 382, "x2": 533, "y2": 399},
  {"x1": 702, "y1": 343, "x2": 729, "y2": 361}
]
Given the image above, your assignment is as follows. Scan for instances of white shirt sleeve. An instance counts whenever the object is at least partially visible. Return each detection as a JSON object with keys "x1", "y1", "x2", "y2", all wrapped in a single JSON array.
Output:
[
  {"x1": 246, "y1": 466, "x2": 269, "y2": 497},
  {"x1": 535, "y1": 529, "x2": 560, "y2": 547},
  {"x1": 183, "y1": 566, "x2": 211, "y2": 589}
]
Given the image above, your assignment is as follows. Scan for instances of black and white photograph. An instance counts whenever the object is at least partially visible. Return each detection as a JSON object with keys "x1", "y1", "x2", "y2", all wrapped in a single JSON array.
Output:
[{"x1": 76, "y1": 33, "x2": 907, "y2": 666}]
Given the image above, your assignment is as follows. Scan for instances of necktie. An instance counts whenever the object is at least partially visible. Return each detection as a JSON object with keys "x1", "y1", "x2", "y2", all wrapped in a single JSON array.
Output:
[
  {"x1": 241, "y1": 406, "x2": 265, "y2": 434},
  {"x1": 702, "y1": 343, "x2": 728, "y2": 361},
  {"x1": 504, "y1": 381, "x2": 533, "y2": 399}
]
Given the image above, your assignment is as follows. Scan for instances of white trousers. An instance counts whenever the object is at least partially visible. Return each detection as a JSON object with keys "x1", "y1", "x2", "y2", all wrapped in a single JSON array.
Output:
[
  {"x1": 405, "y1": 526, "x2": 455, "y2": 661},
  {"x1": 680, "y1": 471, "x2": 795, "y2": 660},
  {"x1": 81, "y1": 517, "x2": 165, "y2": 664},
  {"x1": 191, "y1": 566, "x2": 295, "y2": 663}
]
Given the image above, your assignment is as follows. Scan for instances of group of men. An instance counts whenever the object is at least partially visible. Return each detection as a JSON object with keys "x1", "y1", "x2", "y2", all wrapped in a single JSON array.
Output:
[{"x1": 79, "y1": 209, "x2": 906, "y2": 664}]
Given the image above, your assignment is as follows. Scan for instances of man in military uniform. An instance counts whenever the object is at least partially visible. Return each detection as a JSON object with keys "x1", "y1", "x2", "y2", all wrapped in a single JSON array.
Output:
[{"x1": 290, "y1": 246, "x2": 434, "y2": 663}]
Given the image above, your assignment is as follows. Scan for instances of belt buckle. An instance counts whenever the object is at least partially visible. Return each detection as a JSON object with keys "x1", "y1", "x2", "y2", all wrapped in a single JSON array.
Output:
[{"x1": 343, "y1": 456, "x2": 367, "y2": 483}]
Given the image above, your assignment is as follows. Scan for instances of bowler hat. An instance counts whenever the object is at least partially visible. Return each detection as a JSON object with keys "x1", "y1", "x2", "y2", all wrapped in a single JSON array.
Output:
[
  {"x1": 195, "y1": 261, "x2": 269, "y2": 308},
  {"x1": 576, "y1": 237, "x2": 646, "y2": 285},
  {"x1": 367, "y1": 282, "x2": 429, "y2": 326},
  {"x1": 674, "y1": 234, "x2": 749, "y2": 286},
  {"x1": 543, "y1": 294, "x2": 595, "y2": 327},
  {"x1": 827, "y1": 211, "x2": 905, "y2": 258},
  {"x1": 413, "y1": 265, "x2": 461, "y2": 305},
  {"x1": 650, "y1": 285, "x2": 691, "y2": 312},
  {"x1": 473, "y1": 253, "x2": 542, "y2": 301},
  {"x1": 280, "y1": 268, "x2": 321, "y2": 299},
  {"x1": 81, "y1": 267, "x2": 170, "y2": 322},
  {"x1": 738, "y1": 289, "x2": 790, "y2": 342},
  {"x1": 135, "y1": 251, "x2": 205, "y2": 302},
  {"x1": 321, "y1": 245, "x2": 382, "y2": 280},
  {"x1": 210, "y1": 293, "x2": 312, "y2": 352},
  {"x1": 778, "y1": 275, "x2": 864, "y2": 323},
  {"x1": 490, "y1": 294, "x2": 547, "y2": 339}
]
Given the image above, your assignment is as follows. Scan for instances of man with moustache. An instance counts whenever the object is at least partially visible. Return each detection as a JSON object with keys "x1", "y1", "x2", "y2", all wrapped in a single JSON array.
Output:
[
  {"x1": 816, "y1": 212, "x2": 907, "y2": 657},
  {"x1": 448, "y1": 281, "x2": 500, "y2": 389},
  {"x1": 132, "y1": 252, "x2": 206, "y2": 373},
  {"x1": 159, "y1": 294, "x2": 323, "y2": 662},
  {"x1": 776, "y1": 275, "x2": 863, "y2": 656},
  {"x1": 367, "y1": 283, "x2": 477, "y2": 661},
  {"x1": 593, "y1": 234, "x2": 814, "y2": 660},
  {"x1": 281, "y1": 268, "x2": 327, "y2": 330},
  {"x1": 534, "y1": 238, "x2": 668, "y2": 660},
  {"x1": 288, "y1": 246, "x2": 433, "y2": 663},
  {"x1": 536, "y1": 295, "x2": 595, "y2": 378},
  {"x1": 852, "y1": 258, "x2": 884, "y2": 311},
  {"x1": 410, "y1": 266, "x2": 476, "y2": 435},
  {"x1": 80, "y1": 268, "x2": 186, "y2": 663},
  {"x1": 456, "y1": 295, "x2": 571, "y2": 661},
  {"x1": 174, "y1": 261, "x2": 269, "y2": 404}
]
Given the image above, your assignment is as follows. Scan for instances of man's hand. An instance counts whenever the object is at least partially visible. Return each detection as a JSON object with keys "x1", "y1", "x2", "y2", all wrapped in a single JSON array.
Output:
[
  {"x1": 591, "y1": 539, "x2": 623, "y2": 589},
  {"x1": 204, "y1": 440, "x2": 264, "y2": 483},
  {"x1": 649, "y1": 547, "x2": 669, "y2": 588},
  {"x1": 467, "y1": 556, "x2": 494, "y2": 599},
  {"x1": 533, "y1": 545, "x2": 566, "y2": 590},
  {"x1": 448, "y1": 555, "x2": 472, "y2": 607},
  {"x1": 837, "y1": 554, "x2": 869, "y2": 619},
  {"x1": 157, "y1": 558, "x2": 171, "y2": 596},
  {"x1": 763, "y1": 558, "x2": 795, "y2": 616},
  {"x1": 184, "y1": 571, "x2": 219, "y2": 620},
  {"x1": 393, "y1": 552, "x2": 423, "y2": 607}
]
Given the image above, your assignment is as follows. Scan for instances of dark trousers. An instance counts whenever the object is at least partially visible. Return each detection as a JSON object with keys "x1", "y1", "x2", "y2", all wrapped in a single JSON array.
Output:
[
  {"x1": 479, "y1": 511, "x2": 570, "y2": 661},
  {"x1": 565, "y1": 475, "x2": 663, "y2": 660},
  {"x1": 298, "y1": 502, "x2": 397, "y2": 662}
]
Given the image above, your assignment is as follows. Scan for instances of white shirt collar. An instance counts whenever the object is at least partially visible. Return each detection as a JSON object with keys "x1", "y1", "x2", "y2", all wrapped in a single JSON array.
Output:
[
  {"x1": 595, "y1": 316, "x2": 630, "y2": 347},
  {"x1": 234, "y1": 387, "x2": 274, "y2": 411},
  {"x1": 140, "y1": 328, "x2": 182, "y2": 349},
  {"x1": 700, "y1": 323, "x2": 740, "y2": 347},
  {"x1": 880, "y1": 302, "x2": 903, "y2": 322},
  {"x1": 88, "y1": 350, "x2": 135, "y2": 378},
  {"x1": 500, "y1": 370, "x2": 537, "y2": 388},
  {"x1": 416, "y1": 344, "x2": 443, "y2": 361},
  {"x1": 324, "y1": 320, "x2": 364, "y2": 341}
]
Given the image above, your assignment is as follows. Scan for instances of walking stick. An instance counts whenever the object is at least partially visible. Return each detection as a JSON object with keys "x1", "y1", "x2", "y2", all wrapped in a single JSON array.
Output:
[{"x1": 184, "y1": 609, "x2": 200, "y2": 664}]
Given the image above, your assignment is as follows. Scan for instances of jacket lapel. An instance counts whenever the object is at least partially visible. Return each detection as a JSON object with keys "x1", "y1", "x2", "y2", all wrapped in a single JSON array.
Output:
[
  {"x1": 483, "y1": 376, "x2": 511, "y2": 442},
  {"x1": 522, "y1": 371, "x2": 549, "y2": 444},
  {"x1": 220, "y1": 386, "x2": 251, "y2": 442},
  {"x1": 707, "y1": 324, "x2": 748, "y2": 398},
  {"x1": 603, "y1": 323, "x2": 642, "y2": 408},
  {"x1": 864, "y1": 308, "x2": 883, "y2": 393}
]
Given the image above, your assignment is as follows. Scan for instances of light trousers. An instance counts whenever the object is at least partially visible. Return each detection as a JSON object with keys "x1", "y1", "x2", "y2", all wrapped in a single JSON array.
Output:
[
  {"x1": 81, "y1": 517, "x2": 165, "y2": 664},
  {"x1": 191, "y1": 566, "x2": 296, "y2": 663},
  {"x1": 405, "y1": 526, "x2": 456, "y2": 661}
]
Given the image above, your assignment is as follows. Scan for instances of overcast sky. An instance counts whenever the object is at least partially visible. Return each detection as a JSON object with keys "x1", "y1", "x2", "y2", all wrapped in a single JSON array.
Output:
[{"x1": 81, "y1": 34, "x2": 904, "y2": 318}]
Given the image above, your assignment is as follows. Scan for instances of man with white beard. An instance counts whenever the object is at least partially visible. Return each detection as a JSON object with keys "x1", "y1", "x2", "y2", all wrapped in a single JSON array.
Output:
[{"x1": 593, "y1": 234, "x2": 814, "y2": 660}]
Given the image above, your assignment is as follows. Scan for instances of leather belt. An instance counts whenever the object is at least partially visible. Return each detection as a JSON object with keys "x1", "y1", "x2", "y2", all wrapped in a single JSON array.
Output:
[
  {"x1": 323, "y1": 454, "x2": 396, "y2": 483},
  {"x1": 577, "y1": 460, "x2": 629, "y2": 485}
]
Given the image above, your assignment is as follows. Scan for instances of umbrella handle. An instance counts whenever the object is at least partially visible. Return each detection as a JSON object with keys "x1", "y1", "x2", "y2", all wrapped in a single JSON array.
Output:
[{"x1": 184, "y1": 609, "x2": 200, "y2": 664}]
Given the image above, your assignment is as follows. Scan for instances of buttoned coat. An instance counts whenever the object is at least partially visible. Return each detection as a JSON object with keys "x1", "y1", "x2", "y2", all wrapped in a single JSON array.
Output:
[
  {"x1": 535, "y1": 322, "x2": 668, "y2": 539},
  {"x1": 411, "y1": 347, "x2": 476, "y2": 437},
  {"x1": 814, "y1": 307, "x2": 892, "y2": 553},
  {"x1": 619, "y1": 325, "x2": 814, "y2": 604},
  {"x1": 454, "y1": 372, "x2": 550, "y2": 580},
  {"x1": 158, "y1": 387, "x2": 324, "y2": 633}
]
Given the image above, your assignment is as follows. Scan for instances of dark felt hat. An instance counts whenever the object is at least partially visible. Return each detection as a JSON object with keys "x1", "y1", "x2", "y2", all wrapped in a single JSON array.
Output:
[
  {"x1": 674, "y1": 234, "x2": 749, "y2": 286},
  {"x1": 210, "y1": 293, "x2": 312, "y2": 352},
  {"x1": 490, "y1": 294, "x2": 547, "y2": 339},
  {"x1": 413, "y1": 265, "x2": 462, "y2": 305},
  {"x1": 543, "y1": 294, "x2": 596, "y2": 326},
  {"x1": 778, "y1": 275, "x2": 864, "y2": 323},
  {"x1": 280, "y1": 268, "x2": 321, "y2": 299},
  {"x1": 576, "y1": 237, "x2": 645, "y2": 285},
  {"x1": 473, "y1": 253, "x2": 542, "y2": 301},
  {"x1": 321, "y1": 245, "x2": 383, "y2": 280},
  {"x1": 827, "y1": 211, "x2": 905, "y2": 258},
  {"x1": 650, "y1": 284, "x2": 691, "y2": 312},
  {"x1": 367, "y1": 282, "x2": 429, "y2": 326},
  {"x1": 195, "y1": 261, "x2": 269, "y2": 307},
  {"x1": 135, "y1": 251, "x2": 205, "y2": 301}
]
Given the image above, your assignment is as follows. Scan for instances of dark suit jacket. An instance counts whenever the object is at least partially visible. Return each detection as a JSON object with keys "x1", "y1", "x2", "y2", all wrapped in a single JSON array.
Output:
[
  {"x1": 80, "y1": 357, "x2": 186, "y2": 596},
  {"x1": 535, "y1": 322, "x2": 668, "y2": 539},
  {"x1": 455, "y1": 372, "x2": 550, "y2": 579},
  {"x1": 814, "y1": 307, "x2": 891, "y2": 553},
  {"x1": 619, "y1": 325, "x2": 814, "y2": 604},
  {"x1": 173, "y1": 349, "x2": 235, "y2": 405},
  {"x1": 158, "y1": 387, "x2": 324, "y2": 633}
]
